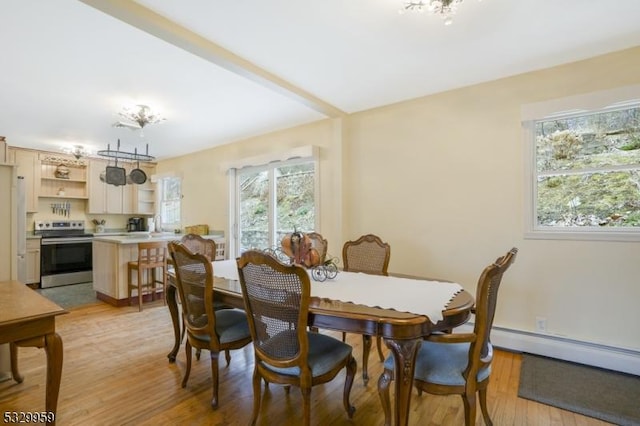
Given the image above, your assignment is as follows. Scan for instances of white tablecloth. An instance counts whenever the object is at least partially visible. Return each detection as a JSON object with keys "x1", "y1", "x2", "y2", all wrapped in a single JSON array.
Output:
[{"x1": 213, "y1": 259, "x2": 463, "y2": 323}]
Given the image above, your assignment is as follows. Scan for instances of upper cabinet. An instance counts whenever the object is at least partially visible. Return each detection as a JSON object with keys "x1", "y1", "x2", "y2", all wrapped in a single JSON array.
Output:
[
  {"x1": 39, "y1": 154, "x2": 88, "y2": 199},
  {"x1": 87, "y1": 159, "x2": 155, "y2": 215},
  {"x1": 8, "y1": 148, "x2": 40, "y2": 213}
]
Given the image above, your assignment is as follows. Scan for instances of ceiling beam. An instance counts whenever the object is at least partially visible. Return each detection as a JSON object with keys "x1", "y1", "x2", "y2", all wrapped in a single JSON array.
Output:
[{"x1": 78, "y1": 0, "x2": 346, "y2": 118}]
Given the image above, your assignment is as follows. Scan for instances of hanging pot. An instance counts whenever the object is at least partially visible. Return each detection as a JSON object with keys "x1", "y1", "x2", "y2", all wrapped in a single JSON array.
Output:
[
  {"x1": 105, "y1": 158, "x2": 126, "y2": 186},
  {"x1": 129, "y1": 160, "x2": 147, "y2": 184}
]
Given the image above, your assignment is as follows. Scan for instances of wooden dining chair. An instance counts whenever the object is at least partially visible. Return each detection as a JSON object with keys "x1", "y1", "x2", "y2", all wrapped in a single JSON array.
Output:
[
  {"x1": 127, "y1": 241, "x2": 167, "y2": 311},
  {"x1": 168, "y1": 242, "x2": 252, "y2": 409},
  {"x1": 237, "y1": 250, "x2": 357, "y2": 426},
  {"x1": 342, "y1": 233, "x2": 391, "y2": 384},
  {"x1": 171, "y1": 234, "x2": 233, "y2": 360},
  {"x1": 378, "y1": 247, "x2": 518, "y2": 426}
]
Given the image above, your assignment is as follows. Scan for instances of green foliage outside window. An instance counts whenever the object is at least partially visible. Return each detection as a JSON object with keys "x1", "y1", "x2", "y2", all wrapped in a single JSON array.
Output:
[{"x1": 535, "y1": 106, "x2": 640, "y2": 228}]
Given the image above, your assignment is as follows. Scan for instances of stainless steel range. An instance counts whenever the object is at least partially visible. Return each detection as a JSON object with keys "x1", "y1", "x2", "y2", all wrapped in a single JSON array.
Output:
[{"x1": 35, "y1": 220, "x2": 93, "y2": 288}]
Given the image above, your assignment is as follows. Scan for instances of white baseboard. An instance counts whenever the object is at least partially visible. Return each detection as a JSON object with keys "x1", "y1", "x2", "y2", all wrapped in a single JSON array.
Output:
[{"x1": 456, "y1": 324, "x2": 640, "y2": 376}]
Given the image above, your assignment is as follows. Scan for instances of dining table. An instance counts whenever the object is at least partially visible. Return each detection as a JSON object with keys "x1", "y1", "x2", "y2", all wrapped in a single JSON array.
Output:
[
  {"x1": 166, "y1": 259, "x2": 474, "y2": 426},
  {"x1": 0, "y1": 280, "x2": 67, "y2": 426}
]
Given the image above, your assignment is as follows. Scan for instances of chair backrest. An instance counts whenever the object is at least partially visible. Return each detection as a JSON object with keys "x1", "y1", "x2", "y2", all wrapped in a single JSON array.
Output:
[
  {"x1": 180, "y1": 233, "x2": 217, "y2": 261},
  {"x1": 137, "y1": 241, "x2": 167, "y2": 267},
  {"x1": 168, "y1": 242, "x2": 219, "y2": 347},
  {"x1": 307, "y1": 232, "x2": 328, "y2": 263},
  {"x1": 237, "y1": 250, "x2": 310, "y2": 370},
  {"x1": 342, "y1": 234, "x2": 390, "y2": 276},
  {"x1": 468, "y1": 247, "x2": 518, "y2": 375}
]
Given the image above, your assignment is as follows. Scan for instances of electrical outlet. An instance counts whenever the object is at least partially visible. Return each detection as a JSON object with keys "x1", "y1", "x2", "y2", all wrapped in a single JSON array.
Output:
[{"x1": 535, "y1": 316, "x2": 547, "y2": 332}]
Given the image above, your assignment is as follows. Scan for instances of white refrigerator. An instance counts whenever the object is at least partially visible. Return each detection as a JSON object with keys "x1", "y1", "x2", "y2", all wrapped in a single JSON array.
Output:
[{"x1": 0, "y1": 164, "x2": 27, "y2": 380}]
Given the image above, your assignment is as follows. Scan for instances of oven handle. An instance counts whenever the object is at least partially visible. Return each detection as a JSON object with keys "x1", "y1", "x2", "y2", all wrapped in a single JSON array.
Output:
[{"x1": 41, "y1": 238, "x2": 93, "y2": 245}]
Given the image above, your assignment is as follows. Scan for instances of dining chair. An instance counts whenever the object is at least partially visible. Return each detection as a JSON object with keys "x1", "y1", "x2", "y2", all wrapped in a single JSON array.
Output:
[
  {"x1": 168, "y1": 242, "x2": 252, "y2": 409},
  {"x1": 237, "y1": 250, "x2": 357, "y2": 426},
  {"x1": 342, "y1": 233, "x2": 391, "y2": 384},
  {"x1": 171, "y1": 234, "x2": 233, "y2": 360},
  {"x1": 306, "y1": 232, "x2": 328, "y2": 264},
  {"x1": 127, "y1": 241, "x2": 168, "y2": 311},
  {"x1": 378, "y1": 247, "x2": 518, "y2": 426}
]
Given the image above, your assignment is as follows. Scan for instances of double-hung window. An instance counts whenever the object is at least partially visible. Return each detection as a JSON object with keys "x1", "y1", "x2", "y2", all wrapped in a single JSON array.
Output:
[
  {"x1": 523, "y1": 86, "x2": 640, "y2": 241},
  {"x1": 158, "y1": 176, "x2": 181, "y2": 232}
]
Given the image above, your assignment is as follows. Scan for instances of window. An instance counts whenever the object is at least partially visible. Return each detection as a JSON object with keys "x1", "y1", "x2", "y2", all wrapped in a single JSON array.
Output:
[
  {"x1": 523, "y1": 86, "x2": 640, "y2": 241},
  {"x1": 234, "y1": 159, "x2": 317, "y2": 254},
  {"x1": 159, "y1": 176, "x2": 181, "y2": 232}
]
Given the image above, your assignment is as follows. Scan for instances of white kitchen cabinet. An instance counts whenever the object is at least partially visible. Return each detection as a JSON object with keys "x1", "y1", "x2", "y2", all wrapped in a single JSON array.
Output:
[
  {"x1": 88, "y1": 159, "x2": 133, "y2": 214},
  {"x1": 25, "y1": 238, "x2": 41, "y2": 284}
]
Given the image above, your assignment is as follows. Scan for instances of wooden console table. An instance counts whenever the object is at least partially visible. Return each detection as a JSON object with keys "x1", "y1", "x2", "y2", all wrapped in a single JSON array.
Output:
[{"x1": 0, "y1": 280, "x2": 67, "y2": 426}]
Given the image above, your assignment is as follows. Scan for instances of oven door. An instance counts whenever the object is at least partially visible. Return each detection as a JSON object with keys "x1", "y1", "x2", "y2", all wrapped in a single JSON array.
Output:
[{"x1": 40, "y1": 237, "x2": 93, "y2": 288}]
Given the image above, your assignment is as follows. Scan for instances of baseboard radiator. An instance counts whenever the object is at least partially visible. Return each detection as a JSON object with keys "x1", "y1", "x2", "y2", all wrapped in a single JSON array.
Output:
[{"x1": 455, "y1": 323, "x2": 640, "y2": 376}]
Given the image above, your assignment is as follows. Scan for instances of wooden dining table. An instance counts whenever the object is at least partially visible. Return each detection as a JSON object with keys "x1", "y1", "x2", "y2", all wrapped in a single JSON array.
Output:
[
  {"x1": 0, "y1": 280, "x2": 67, "y2": 426},
  {"x1": 165, "y1": 264, "x2": 474, "y2": 426}
]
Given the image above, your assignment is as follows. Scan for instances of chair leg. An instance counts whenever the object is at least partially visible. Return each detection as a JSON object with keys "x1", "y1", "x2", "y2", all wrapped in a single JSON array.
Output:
[
  {"x1": 341, "y1": 331, "x2": 346, "y2": 342},
  {"x1": 210, "y1": 350, "x2": 220, "y2": 409},
  {"x1": 377, "y1": 368, "x2": 393, "y2": 426},
  {"x1": 224, "y1": 349, "x2": 231, "y2": 366},
  {"x1": 376, "y1": 335, "x2": 385, "y2": 362},
  {"x1": 137, "y1": 268, "x2": 144, "y2": 311},
  {"x1": 301, "y1": 386, "x2": 311, "y2": 426},
  {"x1": 182, "y1": 340, "x2": 192, "y2": 388},
  {"x1": 479, "y1": 387, "x2": 493, "y2": 426},
  {"x1": 462, "y1": 391, "x2": 477, "y2": 426},
  {"x1": 362, "y1": 334, "x2": 372, "y2": 384},
  {"x1": 343, "y1": 355, "x2": 357, "y2": 419},
  {"x1": 127, "y1": 265, "x2": 133, "y2": 306},
  {"x1": 250, "y1": 369, "x2": 262, "y2": 426}
]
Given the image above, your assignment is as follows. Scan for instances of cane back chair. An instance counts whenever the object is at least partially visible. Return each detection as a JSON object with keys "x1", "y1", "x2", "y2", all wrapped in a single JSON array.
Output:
[
  {"x1": 378, "y1": 247, "x2": 518, "y2": 426},
  {"x1": 168, "y1": 242, "x2": 251, "y2": 409},
  {"x1": 237, "y1": 250, "x2": 357, "y2": 426},
  {"x1": 342, "y1": 233, "x2": 391, "y2": 383}
]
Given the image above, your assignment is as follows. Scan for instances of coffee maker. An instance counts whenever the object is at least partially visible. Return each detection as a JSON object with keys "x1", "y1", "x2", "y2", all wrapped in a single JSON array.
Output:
[{"x1": 127, "y1": 217, "x2": 146, "y2": 232}]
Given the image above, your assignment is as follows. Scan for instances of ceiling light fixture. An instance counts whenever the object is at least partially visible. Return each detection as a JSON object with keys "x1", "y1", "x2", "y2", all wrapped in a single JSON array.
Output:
[
  {"x1": 112, "y1": 104, "x2": 165, "y2": 136},
  {"x1": 399, "y1": 0, "x2": 470, "y2": 25},
  {"x1": 62, "y1": 144, "x2": 90, "y2": 159}
]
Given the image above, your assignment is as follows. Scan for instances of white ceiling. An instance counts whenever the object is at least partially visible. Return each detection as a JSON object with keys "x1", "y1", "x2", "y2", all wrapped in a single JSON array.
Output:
[{"x1": 1, "y1": 0, "x2": 639, "y2": 160}]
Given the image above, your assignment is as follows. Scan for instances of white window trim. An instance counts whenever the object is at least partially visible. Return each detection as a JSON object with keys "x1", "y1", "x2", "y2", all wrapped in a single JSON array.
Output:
[{"x1": 522, "y1": 85, "x2": 640, "y2": 242}]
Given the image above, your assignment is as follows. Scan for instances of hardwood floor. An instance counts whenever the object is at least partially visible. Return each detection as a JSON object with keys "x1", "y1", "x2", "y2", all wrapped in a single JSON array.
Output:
[{"x1": 0, "y1": 301, "x2": 613, "y2": 425}]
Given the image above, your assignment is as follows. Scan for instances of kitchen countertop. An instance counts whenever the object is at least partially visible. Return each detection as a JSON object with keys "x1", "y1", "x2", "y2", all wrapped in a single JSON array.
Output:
[{"x1": 92, "y1": 233, "x2": 224, "y2": 244}]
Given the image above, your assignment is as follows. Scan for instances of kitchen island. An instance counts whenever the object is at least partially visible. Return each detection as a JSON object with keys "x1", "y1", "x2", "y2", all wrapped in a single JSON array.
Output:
[{"x1": 92, "y1": 233, "x2": 224, "y2": 306}]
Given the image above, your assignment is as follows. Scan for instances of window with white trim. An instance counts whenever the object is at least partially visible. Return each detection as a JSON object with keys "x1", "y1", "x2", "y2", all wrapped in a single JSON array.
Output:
[
  {"x1": 232, "y1": 158, "x2": 318, "y2": 256},
  {"x1": 523, "y1": 86, "x2": 640, "y2": 241},
  {"x1": 158, "y1": 176, "x2": 181, "y2": 232}
]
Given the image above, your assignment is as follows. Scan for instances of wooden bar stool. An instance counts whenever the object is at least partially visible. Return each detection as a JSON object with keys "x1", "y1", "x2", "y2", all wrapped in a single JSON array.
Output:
[{"x1": 128, "y1": 241, "x2": 167, "y2": 311}]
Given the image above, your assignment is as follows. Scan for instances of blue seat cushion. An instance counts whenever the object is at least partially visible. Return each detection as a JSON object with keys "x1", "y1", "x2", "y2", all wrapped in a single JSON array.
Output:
[
  {"x1": 383, "y1": 341, "x2": 491, "y2": 386},
  {"x1": 262, "y1": 332, "x2": 353, "y2": 378},
  {"x1": 191, "y1": 308, "x2": 250, "y2": 345}
]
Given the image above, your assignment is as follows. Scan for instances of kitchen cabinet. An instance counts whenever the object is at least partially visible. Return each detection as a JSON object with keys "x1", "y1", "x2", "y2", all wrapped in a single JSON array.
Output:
[
  {"x1": 8, "y1": 148, "x2": 39, "y2": 213},
  {"x1": 25, "y1": 238, "x2": 41, "y2": 284},
  {"x1": 87, "y1": 159, "x2": 133, "y2": 214},
  {"x1": 39, "y1": 153, "x2": 88, "y2": 199}
]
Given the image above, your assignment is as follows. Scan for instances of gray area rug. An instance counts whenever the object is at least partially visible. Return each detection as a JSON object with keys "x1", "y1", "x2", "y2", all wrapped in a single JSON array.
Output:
[
  {"x1": 518, "y1": 353, "x2": 640, "y2": 426},
  {"x1": 37, "y1": 282, "x2": 100, "y2": 309}
]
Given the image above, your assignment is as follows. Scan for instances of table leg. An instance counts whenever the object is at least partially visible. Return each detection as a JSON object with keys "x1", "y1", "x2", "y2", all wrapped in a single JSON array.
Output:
[
  {"x1": 9, "y1": 342, "x2": 24, "y2": 383},
  {"x1": 44, "y1": 333, "x2": 63, "y2": 426},
  {"x1": 166, "y1": 283, "x2": 181, "y2": 362},
  {"x1": 383, "y1": 337, "x2": 422, "y2": 426}
]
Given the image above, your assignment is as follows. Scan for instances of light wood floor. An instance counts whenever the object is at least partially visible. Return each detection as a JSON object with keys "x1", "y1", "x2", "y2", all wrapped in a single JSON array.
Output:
[{"x1": 0, "y1": 301, "x2": 612, "y2": 425}]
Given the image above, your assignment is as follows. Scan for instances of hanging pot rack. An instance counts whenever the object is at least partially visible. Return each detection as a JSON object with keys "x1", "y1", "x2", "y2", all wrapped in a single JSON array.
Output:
[{"x1": 97, "y1": 139, "x2": 155, "y2": 162}]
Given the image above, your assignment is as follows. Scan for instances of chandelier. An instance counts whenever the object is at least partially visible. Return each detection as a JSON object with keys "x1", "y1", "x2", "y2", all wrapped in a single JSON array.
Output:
[
  {"x1": 113, "y1": 104, "x2": 165, "y2": 136},
  {"x1": 62, "y1": 144, "x2": 91, "y2": 159},
  {"x1": 400, "y1": 0, "x2": 465, "y2": 25}
]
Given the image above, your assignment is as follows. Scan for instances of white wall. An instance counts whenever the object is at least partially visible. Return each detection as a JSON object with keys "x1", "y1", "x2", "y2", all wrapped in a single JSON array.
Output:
[{"x1": 158, "y1": 46, "x2": 640, "y2": 359}]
